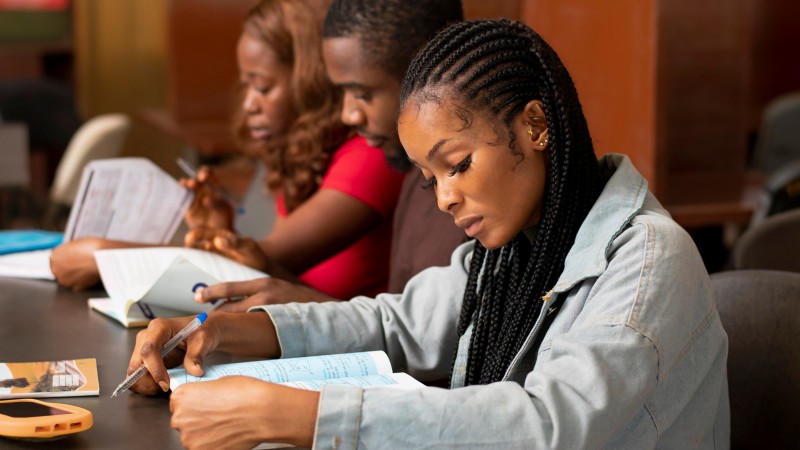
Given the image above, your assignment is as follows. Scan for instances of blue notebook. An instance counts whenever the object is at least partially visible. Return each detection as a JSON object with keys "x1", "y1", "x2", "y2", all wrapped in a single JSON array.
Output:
[{"x1": 0, "y1": 230, "x2": 64, "y2": 255}]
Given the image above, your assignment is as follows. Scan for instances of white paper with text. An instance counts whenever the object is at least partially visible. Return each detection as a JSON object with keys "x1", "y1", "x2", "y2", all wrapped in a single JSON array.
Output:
[
  {"x1": 64, "y1": 157, "x2": 193, "y2": 244},
  {"x1": 168, "y1": 351, "x2": 407, "y2": 391}
]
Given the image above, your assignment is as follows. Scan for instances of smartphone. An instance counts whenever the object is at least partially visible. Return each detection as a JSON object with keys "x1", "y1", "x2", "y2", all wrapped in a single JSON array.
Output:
[{"x1": 0, "y1": 399, "x2": 93, "y2": 439}]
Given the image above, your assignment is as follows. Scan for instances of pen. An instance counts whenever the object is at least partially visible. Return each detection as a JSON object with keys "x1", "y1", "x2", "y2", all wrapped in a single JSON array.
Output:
[
  {"x1": 176, "y1": 158, "x2": 245, "y2": 214},
  {"x1": 110, "y1": 312, "x2": 209, "y2": 398},
  {"x1": 192, "y1": 282, "x2": 246, "y2": 310}
]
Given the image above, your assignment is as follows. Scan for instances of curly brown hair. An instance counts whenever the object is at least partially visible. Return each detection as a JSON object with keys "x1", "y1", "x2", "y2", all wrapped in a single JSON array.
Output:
[{"x1": 232, "y1": 0, "x2": 349, "y2": 212}]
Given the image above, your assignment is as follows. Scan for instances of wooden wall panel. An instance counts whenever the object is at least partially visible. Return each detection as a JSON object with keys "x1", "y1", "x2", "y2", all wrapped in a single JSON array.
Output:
[
  {"x1": 167, "y1": 0, "x2": 255, "y2": 123},
  {"x1": 520, "y1": 0, "x2": 659, "y2": 191},
  {"x1": 748, "y1": 0, "x2": 800, "y2": 130},
  {"x1": 73, "y1": 0, "x2": 182, "y2": 172},
  {"x1": 462, "y1": 0, "x2": 519, "y2": 19},
  {"x1": 657, "y1": 0, "x2": 751, "y2": 175}
]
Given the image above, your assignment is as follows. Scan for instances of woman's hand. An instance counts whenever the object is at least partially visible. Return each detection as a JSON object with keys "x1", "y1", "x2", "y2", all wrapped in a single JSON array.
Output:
[
  {"x1": 194, "y1": 277, "x2": 336, "y2": 312},
  {"x1": 128, "y1": 315, "x2": 221, "y2": 396},
  {"x1": 51, "y1": 238, "x2": 151, "y2": 291},
  {"x1": 185, "y1": 228, "x2": 272, "y2": 273},
  {"x1": 170, "y1": 377, "x2": 319, "y2": 449},
  {"x1": 49, "y1": 238, "x2": 106, "y2": 291},
  {"x1": 127, "y1": 311, "x2": 281, "y2": 395},
  {"x1": 182, "y1": 167, "x2": 235, "y2": 232}
]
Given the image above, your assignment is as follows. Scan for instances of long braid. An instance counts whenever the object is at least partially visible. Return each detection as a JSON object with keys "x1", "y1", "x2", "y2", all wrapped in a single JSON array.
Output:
[{"x1": 400, "y1": 19, "x2": 601, "y2": 385}]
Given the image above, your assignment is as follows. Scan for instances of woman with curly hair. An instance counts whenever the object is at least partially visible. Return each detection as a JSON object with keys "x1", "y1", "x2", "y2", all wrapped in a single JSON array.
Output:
[{"x1": 51, "y1": 0, "x2": 404, "y2": 300}]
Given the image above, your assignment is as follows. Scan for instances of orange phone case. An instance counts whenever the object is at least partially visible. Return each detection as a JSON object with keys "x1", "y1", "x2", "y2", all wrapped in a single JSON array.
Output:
[{"x1": 0, "y1": 398, "x2": 93, "y2": 439}]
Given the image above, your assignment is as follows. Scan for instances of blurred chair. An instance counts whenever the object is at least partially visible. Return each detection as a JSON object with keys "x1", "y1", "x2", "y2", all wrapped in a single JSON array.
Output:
[
  {"x1": 750, "y1": 91, "x2": 800, "y2": 173},
  {"x1": 748, "y1": 158, "x2": 800, "y2": 228},
  {"x1": 43, "y1": 113, "x2": 131, "y2": 228},
  {"x1": 732, "y1": 208, "x2": 800, "y2": 272},
  {"x1": 710, "y1": 270, "x2": 800, "y2": 449}
]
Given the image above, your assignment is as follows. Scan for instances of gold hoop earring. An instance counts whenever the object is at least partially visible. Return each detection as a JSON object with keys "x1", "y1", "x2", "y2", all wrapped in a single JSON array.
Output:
[{"x1": 527, "y1": 126, "x2": 534, "y2": 137}]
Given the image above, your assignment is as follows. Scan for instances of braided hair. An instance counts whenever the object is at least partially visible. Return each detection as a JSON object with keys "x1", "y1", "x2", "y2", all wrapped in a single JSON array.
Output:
[
  {"x1": 323, "y1": 0, "x2": 464, "y2": 80},
  {"x1": 399, "y1": 19, "x2": 601, "y2": 385}
]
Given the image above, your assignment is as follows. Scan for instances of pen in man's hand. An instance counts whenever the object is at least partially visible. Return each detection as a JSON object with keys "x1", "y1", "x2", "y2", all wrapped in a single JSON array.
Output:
[
  {"x1": 176, "y1": 158, "x2": 245, "y2": 214},
  {"x1": 110, "y1": 312, "x2": 209, "y2": 398}
]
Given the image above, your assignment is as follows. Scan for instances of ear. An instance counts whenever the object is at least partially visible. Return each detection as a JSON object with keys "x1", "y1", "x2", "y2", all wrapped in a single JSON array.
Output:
[{"x1": 517, "y1": 100, "x2": 549, "y2": 151}]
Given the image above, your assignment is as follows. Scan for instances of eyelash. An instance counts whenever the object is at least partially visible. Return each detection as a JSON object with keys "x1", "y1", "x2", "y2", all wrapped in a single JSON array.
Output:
[
  {"x1": 240, "y1": 82, "x2": 271, "y2": 95},
  {"x1": 420, "y1": 156, "x2": 472, "y2": 190}
]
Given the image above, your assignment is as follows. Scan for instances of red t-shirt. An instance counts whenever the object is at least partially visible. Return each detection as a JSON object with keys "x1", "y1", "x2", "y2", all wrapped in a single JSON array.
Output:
[{"x1": 275, "y1": 136, "x2": 405, "y2": 299}]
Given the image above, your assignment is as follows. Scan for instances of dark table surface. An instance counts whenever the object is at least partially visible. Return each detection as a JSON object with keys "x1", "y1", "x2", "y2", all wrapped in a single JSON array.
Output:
[{"x1": 0, "y1": 277, "x2": 193, "y2": 449}]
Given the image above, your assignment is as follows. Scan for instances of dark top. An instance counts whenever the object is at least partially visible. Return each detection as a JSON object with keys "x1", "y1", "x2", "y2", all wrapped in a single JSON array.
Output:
[{"x1": 388, "y1": 170, "x2": 467, "y2": 293}]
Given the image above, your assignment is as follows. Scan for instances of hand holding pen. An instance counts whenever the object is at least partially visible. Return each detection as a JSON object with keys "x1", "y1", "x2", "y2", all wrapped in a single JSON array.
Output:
[
  {"x1": 178, "y1": 158, "x2": 240, "y2": 233},
  {"x1": 113, "y1": 313, "x2": 209, "y2": 397}
]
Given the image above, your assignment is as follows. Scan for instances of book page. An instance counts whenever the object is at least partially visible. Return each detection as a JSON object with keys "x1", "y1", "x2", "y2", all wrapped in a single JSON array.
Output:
[
  {"x1": 281, "y1": 373, "x2": 424, "y2": 390},
  {"x1": 0, "y1": 249, "x2": 55, "y2": 280},
  {"x1": 94, "y1": 247, "x2": 267, "y2": 308},
  {"x1": 0, "y1": 358, "x2": 99, "y2": 399},
  {"x1": 88, "y1": 298, "x2": 150, "y2": 328},
  {"x1": 169, "y1": 351, "x2": 393, "y2": 391},
  {"x1": 64, "y1": 157, "x2": 193, "y2": 244}
]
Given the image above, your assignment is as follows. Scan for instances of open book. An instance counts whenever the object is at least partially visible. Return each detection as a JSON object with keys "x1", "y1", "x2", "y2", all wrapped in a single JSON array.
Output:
[
  {"x1": 0, "y1": 358, "x2": 99, "y2": 399},
  {"x1": 168, "y1": 351, "x2": 424, "y2": 391},
  {"x1": 64, "y1": 157, "x2": 193, "y2": 244},
  {"x1": 88, "y1": 247, "x2": 267, "y2": 327},
  {"x1": 0, "y1": 158, "x2": 193, "y2": 281}
]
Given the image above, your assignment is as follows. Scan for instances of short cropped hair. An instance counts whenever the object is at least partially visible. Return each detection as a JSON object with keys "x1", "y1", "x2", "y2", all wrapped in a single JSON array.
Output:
[{"x1": 323, "y1": 0, "x2": 464, "y2": 80}]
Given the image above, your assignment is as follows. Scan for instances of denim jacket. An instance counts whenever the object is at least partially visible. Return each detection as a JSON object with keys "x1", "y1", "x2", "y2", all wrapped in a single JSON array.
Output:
[{"x1": 260, "y1": 154, "x2": 730, "y2": 449}]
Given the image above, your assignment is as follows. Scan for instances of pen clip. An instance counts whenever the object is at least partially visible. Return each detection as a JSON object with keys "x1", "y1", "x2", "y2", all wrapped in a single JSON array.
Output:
[
  {"x1": 193, "y1": 282, "x2": 223, "y2": 310},
  {"x1": 137, "y1": 302, "x2": 155, "y2": 319}
]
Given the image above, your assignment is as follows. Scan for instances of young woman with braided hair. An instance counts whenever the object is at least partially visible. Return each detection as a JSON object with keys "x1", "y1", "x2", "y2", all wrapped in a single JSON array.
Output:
[{"x1": 126, "y1": 19, "x2": 729, "y2": 449}]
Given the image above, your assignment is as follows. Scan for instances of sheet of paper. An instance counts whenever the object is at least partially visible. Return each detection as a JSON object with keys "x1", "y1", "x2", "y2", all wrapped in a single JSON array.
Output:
[
  {"x1": 64, "y1": 157, "x2": 193, "y2": 244},
  {"x1": 0, "y1": 249, "x2": 55, "y2": 280},
  {"x1": 94, "y1": 247, "x2": 267, "y2": 304},
  {"x1": 281, "y1": 373, "x2": 424, "y2": 390},
  {"x1": 169, "y1": 351, "x2": 393, "y2": 390}
]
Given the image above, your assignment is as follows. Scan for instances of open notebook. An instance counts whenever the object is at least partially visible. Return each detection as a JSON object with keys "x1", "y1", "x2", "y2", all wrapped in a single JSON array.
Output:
[
  {"x1": 89, "y1": 247, "x2": 267, "y2": 327},
  {"x1": 168, "y1": 351, "x2": 424, "y2": 391}
]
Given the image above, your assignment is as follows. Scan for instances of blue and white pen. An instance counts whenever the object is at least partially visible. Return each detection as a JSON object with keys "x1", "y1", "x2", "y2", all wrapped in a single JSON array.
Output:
[{"x1": 110, "y1": 312, "x2": 209, "y2": 398}]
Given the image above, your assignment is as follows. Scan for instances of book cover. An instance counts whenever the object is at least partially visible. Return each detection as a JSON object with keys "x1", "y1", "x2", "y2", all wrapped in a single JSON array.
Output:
[
  {"x1": 168, "y1": 351, "x2": 424, "y2": 392},
  {"x1": 0, "y1": 358, "x2": 99, "y2": 399},
  {"x1": 0, "y1": 230, "x2": 63, "y2": 255}
]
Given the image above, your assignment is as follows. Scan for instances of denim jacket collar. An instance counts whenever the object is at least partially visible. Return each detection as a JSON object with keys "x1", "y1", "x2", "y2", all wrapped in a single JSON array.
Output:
[{"x1": 553, "y1": 154, "x2": 648, "y2": 293}]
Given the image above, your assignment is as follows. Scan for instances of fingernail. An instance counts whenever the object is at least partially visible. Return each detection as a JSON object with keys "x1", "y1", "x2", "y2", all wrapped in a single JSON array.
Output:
[{"x1": 159, "y1": 381, "x2": 170, "y2": 392}]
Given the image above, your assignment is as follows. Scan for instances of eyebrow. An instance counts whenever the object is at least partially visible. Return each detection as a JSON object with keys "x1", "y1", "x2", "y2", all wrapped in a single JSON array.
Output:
[
  {"x1": 426, "y1": 139, "x2": 453, "y2": 162},
  {"x1": 335, "y1": 82, "x2": 369, "y2": 90}
]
